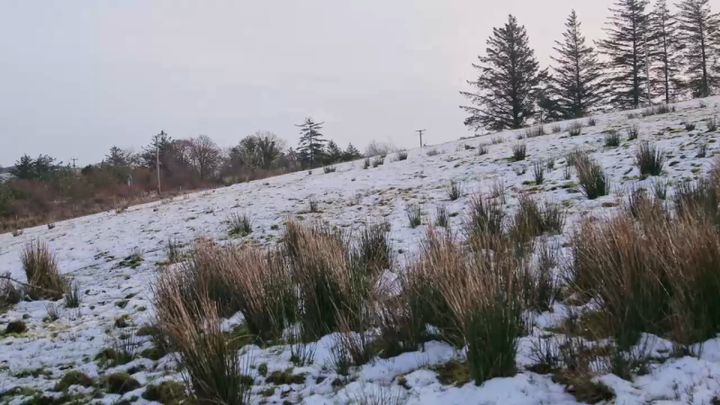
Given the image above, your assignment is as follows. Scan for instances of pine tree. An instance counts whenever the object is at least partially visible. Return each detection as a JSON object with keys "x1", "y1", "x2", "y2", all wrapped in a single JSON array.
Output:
[
  {"x1": 460, "y1": 15, "x2": 546, "y2": 131},
  {"x1": 677, "y1": 0, "x2": 720, "y2": 98},
  {"x1": 598, "y1": 0, "x2": 652, "y2": 109},
  {"x1": 105, "y1": 146, "x2": 130, "y2": 167},
  {"x1": 550, "y1": 10, "x2": 604, "y2": 118},
  {"x1": 343, "y1": 143, "x2": 362, "y2": 161},
  {"x1": 324, "y1": 140, "x2": 343, "y2": 164},
  {"x1": 10, "y1": 155, "x2": 35, "y2": 180},
  {"x1": 649, "y1": 0, "x2": 683, "y2": 103},
  {"x1": 296, "y1": 118, "x2": 326, "y2": 168}
]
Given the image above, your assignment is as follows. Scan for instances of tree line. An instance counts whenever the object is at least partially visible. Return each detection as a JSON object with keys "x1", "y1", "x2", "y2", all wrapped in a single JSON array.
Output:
[
  {"x1": 0, "y1": 118, "x2": 361, "y2": 230},
  {"x1": 461, "y1": 0, "x2": 720, "y2": 131}
]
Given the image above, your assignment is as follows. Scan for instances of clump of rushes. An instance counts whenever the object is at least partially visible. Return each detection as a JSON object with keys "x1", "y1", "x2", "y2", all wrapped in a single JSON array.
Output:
[
  {"x1": 627, "y1": 125, "x2": 639, "y2": 140},
  {"x1": 397, "y1": 151, "x2": 408, "y2": 161},
  {"x1": 22, "y1": 241, "x2": 65, "y2": 300},
  {"x1": 512, "y1": 143, "x2": 527, "y2": 161},
  {"x1": 466, "y1": 195, "x2": 504, "y2": 237},
  {"x1": 435, "y1": 206, "x2": 449, "y2": 228},
  {"x1": 351, "y1": 222, "x2": 392, "y2": 275},
  {"x1": 532, "y1": 161, "x2": 545, "y2": 185},
  {"x1": 635, "y1": 141, "x2": 664, "y2": 177},
  {"x1": 448, "y1": 180, "x2": 463, "y2": 201},
  {"x1": 509, "y1": 196, "x2": 565, "y2": 246},
  {"x1": 568, "y1": 121, "x2": 582, "y2": 136},
  {"x1": 406, "y1": 204, "x2": 422, "y2": 228},
  {"x1": 154, "y1": 283, "x2": 251, "y2": 404},
  {"x1": 428, "y1": 230, "x2": 525, "y2": 384},
  {"x1": 604, "y1": 131, "x2": 620, "y2": 147},
  {"x1": 574, "y1": 154, "x2": 609, "y2": 199},
  {"x1": 228, "y1": 213, "x2": 252, "y2": 237}
]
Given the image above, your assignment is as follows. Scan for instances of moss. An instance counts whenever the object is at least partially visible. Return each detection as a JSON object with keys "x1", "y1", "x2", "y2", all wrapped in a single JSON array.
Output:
[
  {"x1": 55, "y1": 371, "x2": 93, "y2": 391},
  {"x1": 433, "y1": 360, "x2": 471, "y2": 387},
  {"x1": 103, "y1": 372, "x2": 140, "y2": 394},
  {"x1": 257, "y1": 363, "x2": 268, "y2": 377},
  {"x1": 14, "y1": 367, "x2": 51, "y2": 378},
  {"x1": 114, "y1": 315, "x2": 131, "y2": 328},
  {"x1": 136, "y1": 324, "x2": 159, "y2": 337},
  {"x1": 266, "y1": 369, "x2": 306, "y2": 385},
  {"x1": 553, "y1": 371, "x2": 615, "y2": 404},
  {"x1": 142, "y1": 381, "x2": 187, "y2": 403},
  {"x1": 5, "y1": 320, "x2": 28, "y2": 334},
  {"x1": 118, "y1": 254, "x2": 143, "y2": 269},
  {"x1": 95, "y1": 348, "x2": 133, "y2": 367},
  {"x1": 140, "y1": 345, "x2": 167, "y2": 361}
]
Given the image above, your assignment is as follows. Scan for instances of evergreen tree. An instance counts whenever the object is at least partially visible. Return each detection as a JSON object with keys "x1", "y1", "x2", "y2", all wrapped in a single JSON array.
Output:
[
  {"x1": 10, "y1": 155, "x2": 35, "y2": 180},
  {"x1": 324, "y1": 140, "x2": 343, "y2": 164},
  {"x1": 105, "y1": 146, "x2": 130, "y2": 167},
  {"x1": 550, "y1": 10, "x2": 604, "y2": 118},
  {"x1": 296, "y1": 118, "x2": 326, "y2": 168},
  {"x1": 598, "y1": 0, "x2": 652, "y2": 109},
  {"x1": 460, "y1": 15, "x2": 546, "y2": 131},
  {"x1": 343, "y1": 143, "x2": 362, "y2": 161},
  {"x1": 677, "y1": 0, "x2": 720, "y2": 98},
  {"x1": 649, "y1": 0, "x2": 684, "y2": 103},
  {"x1": 535, "y1": 83, "x2": 564, "y2": 123}
]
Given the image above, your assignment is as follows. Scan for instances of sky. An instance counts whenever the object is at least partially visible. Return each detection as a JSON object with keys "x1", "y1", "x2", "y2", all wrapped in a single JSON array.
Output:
[{"x1": 1, "y1": 0, "x2": 717, "y2": 167}]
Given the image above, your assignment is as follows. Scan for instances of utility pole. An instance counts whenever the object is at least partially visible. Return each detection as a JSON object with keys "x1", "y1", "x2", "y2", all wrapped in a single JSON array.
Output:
[
  {"x1": 156, "y1": 130, "x2": 164, "y2": 195},
  {"x1": 70, "y1": 158, "x2": 77, "y2": 169},
  {"x1": 416, "y1": 129, "x2": 426, "y2": 148}
]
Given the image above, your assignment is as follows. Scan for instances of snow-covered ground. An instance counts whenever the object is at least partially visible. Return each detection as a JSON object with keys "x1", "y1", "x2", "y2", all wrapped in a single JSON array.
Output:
[{"x1": 1, "y1": 97, "x2": 720, "y2": 404}]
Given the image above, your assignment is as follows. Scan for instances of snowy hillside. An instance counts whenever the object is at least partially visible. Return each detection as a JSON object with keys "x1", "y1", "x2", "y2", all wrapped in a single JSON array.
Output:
[{"x1": 2, "y1": 97, "x2": 720, "y2": 404}]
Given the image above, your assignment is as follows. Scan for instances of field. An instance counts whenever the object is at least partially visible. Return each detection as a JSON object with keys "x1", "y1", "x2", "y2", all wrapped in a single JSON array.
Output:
[{"x1": 2, "y1": 98, "x2": 720, "y2": 404}]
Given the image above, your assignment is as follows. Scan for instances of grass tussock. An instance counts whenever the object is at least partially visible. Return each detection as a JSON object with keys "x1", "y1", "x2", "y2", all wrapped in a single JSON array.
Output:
[
  {"x1": 573, "y1": 154, "x2": 609, "y2": 200},
  {"x1": 509, "y1": 196, "x2": 566, "y2": 245},
  {"x1": 153, "y1": 280, "x2": 251, "y2": 404},
  {"x1": 512, "y1": 143, "x2": 527, "y2": 161},
  {"x1": 635, "y1": 142, "x2": 664, "y2": 177},
  {"x1": 570, "y1": 203, "x2": 720, "y2": 347},
  {"x1": 465, "y1": 195, "x2": 505, "y2": 238},
  {"x1": 22, "y1": 241, "x2": 65, "y2": 300},
  {"x1": 448, "y1": 180, "x2": 463, "y2": 201},
  {"x1": 228, "y1": 213, "x2": 252, "y2": 237}
]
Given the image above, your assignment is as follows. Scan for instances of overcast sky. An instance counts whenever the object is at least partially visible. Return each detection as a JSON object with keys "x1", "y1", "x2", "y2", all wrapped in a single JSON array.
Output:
[{"x1": 1, "y1": 0, "x2": 717, "y2": 167}]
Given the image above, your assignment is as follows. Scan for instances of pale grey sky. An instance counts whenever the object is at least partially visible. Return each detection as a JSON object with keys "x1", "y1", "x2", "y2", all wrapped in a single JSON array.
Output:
[{"x1": 1, "y1": 0, "x2": 716, "y2": 166}]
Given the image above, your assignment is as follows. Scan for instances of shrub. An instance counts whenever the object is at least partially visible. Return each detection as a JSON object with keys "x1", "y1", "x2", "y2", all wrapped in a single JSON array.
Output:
[
  {"x1": 587, "y1": 118, "x2": 597, "y2": 126},
  {"x1": 532, "y1": 161, "x2": 544, "y2": 185},
  {"x1": 478, "y1": 145, "x2": 489, "y2": 155},
  {"x1": 465, "y1": 195, "x2": 504, "y2": 238},
  {"x1": 426, "y1": 148, "x2": 440, "y2": 157},
  {"x1": 604, "y1": 131, "x2": 620, "y2": 147},
  {"x1": 551, "y1": 124, "x2": 562, "y2": 134},
  {"x1": 323, "y1": 166, "x2": 337, "y2": 174},
  {"x1": 635, "y1": 142, "x2": 664, "y2": 177},
  {"x1": 627, "y1": 125, "x2": 639, "y2": 140},
  {"x1": 363, "y1": 158, "x2": 370, "y2": 169},
  {"x1": 406, "y1": 204, "x2": 422, "y2": 228},
  {"x1": 575, "y1": 156, "x2": 609, "y2": 199},
  {"x1": 397, "y1": 151, "x2": 408, "y2": 161},
  {"x1": 372, "y1": 156, "x2": 384, "y2": 167},
  {"x1": 512, "y1": 143, "x2": 527, "y2": 161},
  {"x1": 685, "y1": 122, "x2": 696, "y2": 131},
  {"x1": 568, "y1": 122, "x2": 582, "y2": 136},
  {"x1": 447, "y1": 180, "x2": 463, "y2": 201},
  {"x1": 21, "y1": 241, "x2": 65, "y2": 300},
  {"x1": 228, "y1": 213, "x2": 252, "y2": 237}
]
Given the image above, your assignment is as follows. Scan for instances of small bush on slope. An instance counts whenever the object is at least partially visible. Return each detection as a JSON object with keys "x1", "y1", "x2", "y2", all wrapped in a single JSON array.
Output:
[
  {"x1": 21, "y1": 241, "x2": 65, "y2": 300},
  {"x1": 465, "y1": 195, "x2": 505, "y2": 238},
  {"x1": 153, "y1": 281, "x2": 251, "y2": 404},
  {"x1": 635, "y1": 141, "x2": 664, "y2": 177},
  {"x1": 574, "y1": 154, "x2": 609, "y2": 200}
]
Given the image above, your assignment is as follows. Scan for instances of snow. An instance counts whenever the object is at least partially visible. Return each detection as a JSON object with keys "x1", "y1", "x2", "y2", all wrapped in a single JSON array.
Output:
[{"x1": 2, "y1": 97, "x2": 720, "y2": 403}]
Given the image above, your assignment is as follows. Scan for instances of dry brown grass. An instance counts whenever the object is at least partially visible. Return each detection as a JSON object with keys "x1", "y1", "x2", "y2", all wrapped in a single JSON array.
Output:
[
  {"x1": 21, "y1": 241, "x2": 65, "y2": 300},
  {"x1": 153, "y1": 272, "x2": 251, "y2": 404}
]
